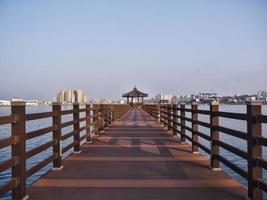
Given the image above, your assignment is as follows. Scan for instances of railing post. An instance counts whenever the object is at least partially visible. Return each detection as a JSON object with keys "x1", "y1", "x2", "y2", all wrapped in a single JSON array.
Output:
[
  {"x1": 180, "y1": 103, "x2": 186, "y2": 143},
  {"x1": 115, "y1": 105, "x2": 118, "y2": 119},
  {"x1": 157, "y1": 104, "x2": 161, "y2": 123},
  {"x1": 104, "y1": 105, "x2": 108, "y2": 128},
  {"x1": 192, "y1": 102, "x2": 199, "y2": 154},
  {"x1": 172, "y1": 104, "x2": 177, "y2": 136},
  {"x1": 107, "y1": 105, "x2": 110, "y2": 125},
  {"x1": 247, "y1": 101, "x2": 262, "y2": 200},
  {"x1": 210, "y1": 101, "x2": 220, "y2": 170},
  {"x1": 99, "y1": 104, "x2": 105, "y2": 130},
  {"x1": 161, "y1": 105, "x2": 165, "y2": 127},
  {"x1": 11, "y1": 101, "x2": 28, "y2": 200},
  {"x1": 110, "y1": 105, "x2": 113, "y2": 121},
  {"x1": 111, "y1": 105, "x2": 115, "y2": 121},
  {"x1": 113, "y1": 105, "x2": 116, "y2": 120},
  {"x1": 106, "y1": 105, "x2": 111, "y2": 126},
  {"x1": 98, "y1": 104, "x2": 102, "y2": 131},
  {"x1": 93, "y1": 104, "x2": 100, "y2": 136},
  {"x1": 73, "y1": 103, "x2": 81, "y2": 153},
  {"x1": 86, "y1": 104, "x2": 92, "y2": 143},
  {"x1": 168, "y1": 104, "x2": 172, "y2": 131},
  {"x1": 164, "y1": 105, "x2": 168, "y2": 128},
  {"x1": 99, "y1": 104, "x2": 104, "y2": 133},
  {"x1": 52, "y1": 102, "x2": 63, "y2": 170},
  {"x1": 160, "y1": 105, "x2": 163, "y2": 125},
  {"x1": 105, "y1": 105, "x2": 109, "y2": 126}
]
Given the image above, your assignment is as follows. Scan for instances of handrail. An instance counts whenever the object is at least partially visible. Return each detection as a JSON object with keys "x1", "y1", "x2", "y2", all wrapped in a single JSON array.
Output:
[
  {"x1": 26, "y1": 112, "x2": 54, "y2": 121},
  {"x1": 215, "y1": 111, "x2": 247, "y2": 120},
  {"x1": 143, "y1": 102, "x2": 267, "y2": 200},
  {"x1": 0, "y1": 115, "x2": 17, "y2": 125},
  {"x1": 0, "y1": 136, "x2": 18, "y2": 149}
]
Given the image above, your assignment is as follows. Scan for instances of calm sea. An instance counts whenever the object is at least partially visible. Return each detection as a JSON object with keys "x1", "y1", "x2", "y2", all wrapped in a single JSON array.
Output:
[{"x1": 0, "y1": 105, "x2": 266, "y2": 199}]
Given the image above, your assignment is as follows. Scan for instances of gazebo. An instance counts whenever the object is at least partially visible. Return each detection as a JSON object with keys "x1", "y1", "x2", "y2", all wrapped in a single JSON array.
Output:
[{"x1": 122, "y1": 86, "x2": 148, "y2": 105}]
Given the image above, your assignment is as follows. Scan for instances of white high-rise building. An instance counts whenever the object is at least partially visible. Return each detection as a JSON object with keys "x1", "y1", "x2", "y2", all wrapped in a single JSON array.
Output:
[
  {"x1": 155, "y1": 94, "x2": 173, "y2": 103},
  {"x1": 56, "y1": 89, "x2": 87, "y2": 103},
  {"x1": 56, "y1": 90, "x2": 65, "y2": 102},
  {"x1": 76, "y1": 89, "x2": 84, "y2": 103},
  {"x1": 65, "y1": 89, "x2": 73, "y2": 103}
]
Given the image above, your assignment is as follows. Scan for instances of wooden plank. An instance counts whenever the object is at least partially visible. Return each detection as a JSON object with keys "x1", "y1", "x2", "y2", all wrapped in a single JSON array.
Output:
[
  {"x1": 0, "y1": 136, "x2": 17, "y2": 149},
  {"x1": 26, "y1": 112, "x2": 53, "y2": 121},
  {"x1": 26, "y1": 126, "x2": 54, "y2": 140},
  {"x1": 0, "y1": 115, "x2": 16, "y2": 125},
  {"x1": 216, "y1": 111, "x2": 247, "y2": 120},
  {"x1": 61, "y1": 120, "x2": 74, "y2": 128},
  {"x1": 0, "y1": 179, "x2": 16, "y2": 197},
  {"x1": 61, "y1": 110, "x2": 74, "y2": 115},
  {"x1": 61, "y1": 131, "x2": 75, "y2": 141},
  {"x1": 27, "y1": 154, "x2": 56, "y2": 178},
  {"x1": 0, "y1": 157, "x2": 16, "y2": 172},
  {"x1": 26, "y1": 140, "x2": 55, "y2": 159},
  {"x1": 62, "y1": 142, "x2": 74, "y2": 154}
]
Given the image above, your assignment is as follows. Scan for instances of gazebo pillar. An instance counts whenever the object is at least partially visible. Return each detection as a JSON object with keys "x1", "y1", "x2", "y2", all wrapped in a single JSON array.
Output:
[{"x1": 127, "y1": 97, "x2": 129, "y2": 104}]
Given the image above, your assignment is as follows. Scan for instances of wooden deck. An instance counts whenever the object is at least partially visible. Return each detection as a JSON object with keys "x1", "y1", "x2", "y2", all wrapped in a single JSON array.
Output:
[{"x1": 27, "y1": 109, "x2": 247, "y2": 200}]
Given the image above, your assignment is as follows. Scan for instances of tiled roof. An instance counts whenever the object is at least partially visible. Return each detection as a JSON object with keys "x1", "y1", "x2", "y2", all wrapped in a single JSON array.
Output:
[{"x1": 122, "y1": 87, "x2": 148, "y2": 97}]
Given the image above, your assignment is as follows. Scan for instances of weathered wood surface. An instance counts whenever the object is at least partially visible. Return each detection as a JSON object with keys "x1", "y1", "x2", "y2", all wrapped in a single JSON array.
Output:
[{"x1": 28, "y1": 109, "x2": 246, "y2": 200}]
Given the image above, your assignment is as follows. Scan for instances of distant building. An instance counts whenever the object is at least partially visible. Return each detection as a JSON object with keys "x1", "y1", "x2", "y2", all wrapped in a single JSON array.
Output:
[
  {"x1": 56, "y1": 90, "x2": 65, "y2": 102},
  {"x1": 56, "y1": 89, "x2": 87, "y2": 103},
  {"x1": 194, "y1": 93, "x2": 219, "y2": 103},
  {"x1": 155, "y1": 94, "x2": 173, "y2": 103},
  {"x1": 75, "y1": 89, "x2": 85, "y2": 103},
  {"x1": 65, "y1": 89, "x2": 73, "y2": 103},
  {"x1": 257, "y1": 90, "x2": 267, "y2": 103},
  {"x1": 258, "y1": 90, "x2": 267, "y2": 98},
  {"x1": 25, "y1": 100, "x2": 39, "y2": 106},
  {"x1": 1, "y1": 99, "x2": 40, "y2": 106},
  {"x1": 0, "y1": 100, "x2": 11, "y2": 106}
]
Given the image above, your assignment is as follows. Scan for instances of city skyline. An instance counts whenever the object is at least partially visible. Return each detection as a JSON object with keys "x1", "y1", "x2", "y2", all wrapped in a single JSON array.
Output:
[
  {"x1": 0, "y1": 89, "x2": 266, "y2": 103},
  {"x1": 1, "y1": 1, "x2": 267, "y2": 100}
]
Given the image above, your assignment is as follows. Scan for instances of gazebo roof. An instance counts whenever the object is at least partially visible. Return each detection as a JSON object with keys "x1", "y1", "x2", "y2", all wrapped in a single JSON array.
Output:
[{"x1": 122, "y1": 87, "x2": 148, "y2": 98}]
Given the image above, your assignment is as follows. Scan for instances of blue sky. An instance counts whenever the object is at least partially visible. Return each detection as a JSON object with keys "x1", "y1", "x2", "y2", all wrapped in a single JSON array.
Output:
[{"x1": 0, "y1": 0, "x2": 266, "y2": 100}]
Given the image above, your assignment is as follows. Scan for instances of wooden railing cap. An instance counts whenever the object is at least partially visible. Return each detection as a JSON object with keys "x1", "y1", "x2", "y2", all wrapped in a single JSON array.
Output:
[
  {"x1": 52, "y1": 102, "x2": 62, "y2": 105},
  {"x1": 246, "y1": 100, "x2": 262, "y2": 106},
  {"x1": 11, "y1": 101, "x2": 26, "y2": 106},
  {"x1": 211, "y1": 101, "x2": 219, "y2": 105}
]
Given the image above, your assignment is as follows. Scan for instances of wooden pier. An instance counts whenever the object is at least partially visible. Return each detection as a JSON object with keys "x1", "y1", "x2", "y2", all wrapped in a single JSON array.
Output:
[
  {"x1": 1, "y1": 101, "x2": 267, "y2": 199},
  {"x1": 27, "y1": 109, "x2": 246, "y2": 199}
]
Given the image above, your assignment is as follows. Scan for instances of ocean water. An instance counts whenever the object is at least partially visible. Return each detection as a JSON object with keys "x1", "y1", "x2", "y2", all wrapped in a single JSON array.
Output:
[{"x1": 0, "y1": 105, "x2": 267, "y2": 199}]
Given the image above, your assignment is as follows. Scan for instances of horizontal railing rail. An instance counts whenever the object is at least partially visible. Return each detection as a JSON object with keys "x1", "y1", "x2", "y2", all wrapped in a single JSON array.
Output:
[
  {"x1": 0, "y1": 102, "x2": 130, "y2": 199},
  {"x1": 0, "y1": 115, "x2": 17, "y2": 125},
  {"x1": 143, "y1": 101, "x2": 267, "y2": 200},
  {"x1": 25, "y1": 111, "x2": 54, "y2": 121}
]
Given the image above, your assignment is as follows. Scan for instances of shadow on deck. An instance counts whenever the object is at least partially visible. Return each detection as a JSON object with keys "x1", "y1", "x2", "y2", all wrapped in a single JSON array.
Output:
[{"x1": 27, "y1": 109, "x2": 246, "y2": 200}]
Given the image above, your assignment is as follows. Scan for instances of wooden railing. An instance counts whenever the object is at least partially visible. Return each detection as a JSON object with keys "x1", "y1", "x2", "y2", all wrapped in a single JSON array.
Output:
[
  {"x1": 143, "y1": 102, "x2": 267, "y2": 200},
  {"x1": 0, "y1": 102, "x2": 130, "y2": 199}
]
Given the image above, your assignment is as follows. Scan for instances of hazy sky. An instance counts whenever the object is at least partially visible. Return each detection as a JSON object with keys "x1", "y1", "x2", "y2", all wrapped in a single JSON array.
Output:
[{"x1": 0, "y1": 0, "x2": 266, "y2": 100}]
